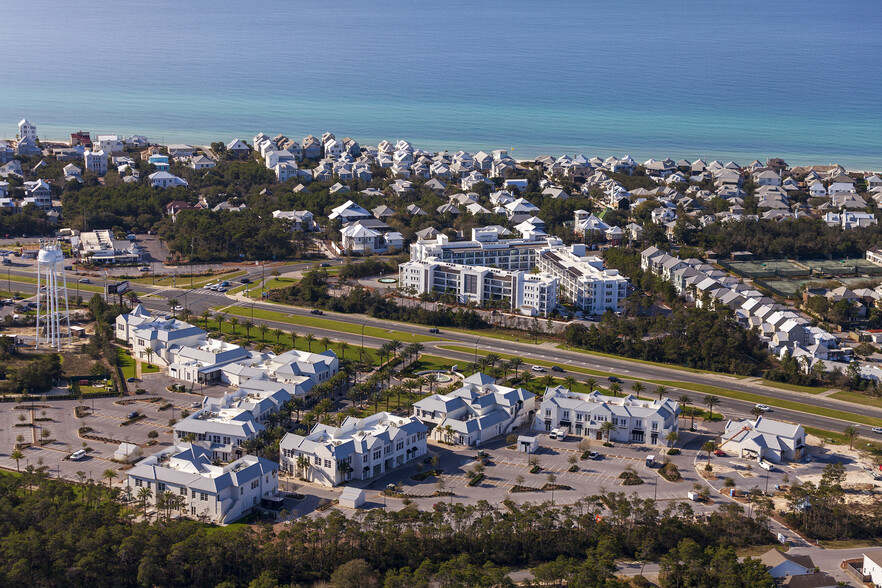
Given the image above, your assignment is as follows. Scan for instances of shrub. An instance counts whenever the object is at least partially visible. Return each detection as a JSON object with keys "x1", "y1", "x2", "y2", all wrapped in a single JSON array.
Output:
[
  {"x1": 659, "y1": 461, "x2": 682, "y2": 482},
  {"x1": 619, "y1": 468, "x2": 644, "y2": 486},
  {"x1": 467, "y1": 473, "x2": 484, "y2": 486}
]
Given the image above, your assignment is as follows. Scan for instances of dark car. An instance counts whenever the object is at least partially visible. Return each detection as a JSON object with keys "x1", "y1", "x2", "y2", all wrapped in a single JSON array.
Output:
[
  {"x1": 319, "y1": 262, "x2": 331, "y2": 268},
  {"x1": 607, "y1": 376, "x2": 622, "y2": 383},
  {"x1": 126, "y1": 377, "x2": 140, "y2": 383},
  {"x1": 428, "y1": 328, "x2": 440, "y2": 334},
  {"x1": 551, "y1": 366, "x2": 565, "y2": 372},
  {"x1": 310, "y1": 309, "x2": 323, "y2": 315},
  {"x1": 240, "y1": 278, "x2": 251, "y2": 284},
  {"x1": 127, "y1": 411, "x2": 139, "y2": 419}
]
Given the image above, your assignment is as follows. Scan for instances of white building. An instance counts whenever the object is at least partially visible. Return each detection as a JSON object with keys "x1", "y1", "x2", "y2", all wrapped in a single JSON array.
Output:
[
  {"x1": 125, "y1": 443, "x2": 278, "y2": 524},
  {"x1": 862, "y1": 549, "x2": 882, "y2": 587},
  {"x1": 272, "y1": 209, "x2": 315, "y2": 231},
  {"x1": 96, "y1": 134, "x2": 125, "y2": 154},
  {"x1": 18, "y1": 119, "x2": 36, "y2": 142},
  {"x1": 83, "y1": 149, "x2": 108, "y2": 176},
  {"x1": 409, "y1": 228, "x2": 563, "y2": 272},
  {"x1": 280, "y1": 412, "x2": 428, "y2": 486},
  {"x1": 535, "y1": 386, "x2": 680, "y2": 445},
  {"x1": 74, "y1": 229, "x2": 142, "y2": 264},
  {"x1": 536, "y1": 243, "x2": 629, "y2": 314},
  {"x1": 412, "y1": 373, "x2": 536, "y2": 446},
  {"x1": 173, "y1": 383, "x2": 294, "y2": 461},
  {"x1": 720, "y1": 416, "x2": 805, "y2": 463},
  {"x1": 399, "y1": 258, "x2": 558, "y2": 316},
  {"x1": 148, "y1": 171, "x2": 189, "y2": 189}
]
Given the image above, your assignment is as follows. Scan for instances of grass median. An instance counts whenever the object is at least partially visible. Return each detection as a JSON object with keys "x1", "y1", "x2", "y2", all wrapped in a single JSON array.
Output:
[
  {"x1": 760, "y1": 380, "x2": 828, "y2": 394},
  {"x1": 554, "y1": 344, "x2": 751, "y2": 378},
  {"x1": 215, "y1": 306, "x2": 441, "y2": 343}
]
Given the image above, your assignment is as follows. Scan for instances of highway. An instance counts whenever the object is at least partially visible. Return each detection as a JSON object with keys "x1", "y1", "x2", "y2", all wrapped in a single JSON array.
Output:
[{"x1": 7, "y1": 260, "x2": 882, "y2": 438}]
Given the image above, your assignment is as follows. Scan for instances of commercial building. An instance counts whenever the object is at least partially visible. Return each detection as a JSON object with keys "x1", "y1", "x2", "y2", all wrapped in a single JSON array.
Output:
[
  {"x1": 535, "y1": 386, "x2": 680, "y2": 446},
  {"x1": 536, "y1": 244, "x2": 629, "y2": 314},
  {"x1": 399, "y1": 258, "x2": 558, "y2": 316},
  {"x1": 280, "y1": 412, "x2": 428, "y2": 486},
  {"x1": 73, "y1": 229, "x2": 142, "y2": 264},
  {"x1": 412, "y1": 373, "x2": 536, "y2": 446},
  {"x1": 720, "y1": 416, "x2": 805, "y2": 463},
  {"x1": 409, "y1": 228, "x2": 561, "y2": 271},
  {"x1": 125, "y1": 443, "x2": 278, "y2": 525}
]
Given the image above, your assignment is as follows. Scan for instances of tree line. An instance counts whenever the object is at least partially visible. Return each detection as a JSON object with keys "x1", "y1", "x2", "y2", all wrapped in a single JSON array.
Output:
[{"x1": 0, "y1": 470, "x2": 776, "y2": 587}]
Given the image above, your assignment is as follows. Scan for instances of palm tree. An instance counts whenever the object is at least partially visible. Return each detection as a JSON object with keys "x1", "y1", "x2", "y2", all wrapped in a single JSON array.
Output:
[
  {"x1": 339, "y1": 341, "x2": 349, "y2": 360},
  {"x1": 426, "y1": 374, "x2": 438, "y2": 394},
  {"x1": 296, "y1": 455, "x2": 311, "y2": 479},
  {"x1": 228, "y1": 316, "x2": 239, "y2": 335},
  {"x1": 305, "y1": 333, "x2": 316, "y2": 352},
  {"x1": 216, "y1": 313, "x2": 226, "y2": 334},
  {"x1": 586, "y1": 377, "x2": 596, "y2": 392},
  {"x1": 655, "y1": 385, "x2": 668, "y2": 400},
  {"x1": 321, "y1": 336, "x2": 332, "y2": 351},
  {"x1": 103, "y1": 468, "x2": 117, "y2": 488},
  {"x1": 243, "y1": 319, "x2": 254, "y2": 341},
  {"x1": 844, "y1": 425, "x2": 858, "y2": 450},
  {"x1": 10, "y1": 448, "x2": 23, "y2": 472},
  {"x1": 510, "y1": 357, "x2": 524, "y2": 379},
  {"x1": 485, "y1": 353, "x2": 500, "y2": 370},
  {"x1": 520, "y1": 371, "x2": 534, "y2": 388},
  {"x1": 703, "y1": 395, "x2": 720, "y2": 421},
  {"x1": 600, "y1": 420, "x2": 617, "y2": 443},
  {"x1": 702, "y1": 440, "x2": 717, "y2": 467},
  {"x1": 564, "y1": 376, "x2": 577, "y2": 392},
  {"x1": 273, "y1": 328, "x2": 284, "y2": 345},
  {"x1": 201, "y1": 310, "x2": 211, "y2": 330},
  {"x1": 609, "y1": 382, "x2": 622, "y2": 397},
  {"x1": 751, "y1": 406, "x2": 766, "y2": 419},
  {"x1": 290, "y1": 329, "x2": 299, "y2": 350},
  {"x1": 389, "y1": 339, "x2": 402, "y2": 360},
  {"x1": 631, "y1": 382, "x2": 644, "y2": 397},
  {"x1": 665, "y1": 430, "x2": 680, "y2": 448},
  {"x1": 258, "y1": 322, "x2": 269, "y2": 342},
  {"x1": 541, "y1": 374, "x2": 555, "y2": 389},
  {"x1": 138, "y1": 486, "x2": 153, "y2": 517},
  {"x1": 167, "y1": 298, "x2": 179, "y2": 318},
  {"x1": 417, "y1": 377, "x2": 427, "y2": 395}
]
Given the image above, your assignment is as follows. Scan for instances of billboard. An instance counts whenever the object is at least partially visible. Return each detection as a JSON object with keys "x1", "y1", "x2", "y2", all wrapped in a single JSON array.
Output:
[{"x1": 107, "y1": 280, "x2": 130, "y2": 295}]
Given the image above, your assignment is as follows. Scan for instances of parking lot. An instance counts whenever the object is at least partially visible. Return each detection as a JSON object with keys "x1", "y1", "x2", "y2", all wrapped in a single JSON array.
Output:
[{"x1": 0, "y1": 372, "x2": 230, "y2": 484}]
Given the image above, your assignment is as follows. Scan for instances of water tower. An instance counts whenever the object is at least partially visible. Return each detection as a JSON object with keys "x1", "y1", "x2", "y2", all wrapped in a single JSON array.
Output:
[{"x1": 36, "y1": 241, "x2": 71, "y2": 350}]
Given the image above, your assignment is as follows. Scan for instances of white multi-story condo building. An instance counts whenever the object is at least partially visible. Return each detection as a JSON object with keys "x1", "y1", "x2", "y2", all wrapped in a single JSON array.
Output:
[
  {"x1": 535, "y1": 386, "x2": 680, "y2": 446},
  {"x1": 83, "y1": 149, "x2": 107, "y2": 175},
  {"x1": 536, "y1": 244, "x2": 629, "y2": 314},
  {"x1": 399, "y1": 259, "x2": 558, "y2": 316},
  {"x1": 409, "y1": 228, "x2": 562, "y2": 271},
  {"x1": 280, "y1": 412, "x2": 428, "y2": 487},
  {"x1": 125, "y1": 443, "x2": 278, "y2": 525},
  {"x1": 412, "y1": 373, "x2": 536, "y2": 446}
]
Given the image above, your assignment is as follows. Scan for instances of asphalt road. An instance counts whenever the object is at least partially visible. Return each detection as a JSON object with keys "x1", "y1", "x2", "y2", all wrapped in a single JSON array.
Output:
[{"x1": 7, "y1": 261, "x2": 881, "y2": 438}]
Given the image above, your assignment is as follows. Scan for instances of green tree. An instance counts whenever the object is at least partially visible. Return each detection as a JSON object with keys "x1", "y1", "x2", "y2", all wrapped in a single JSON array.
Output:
[{"x1": 330, "y1": 558, "x2": 378, "y2": 588}]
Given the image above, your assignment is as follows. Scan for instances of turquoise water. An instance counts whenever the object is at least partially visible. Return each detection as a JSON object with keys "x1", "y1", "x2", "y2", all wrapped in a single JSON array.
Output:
[{"x1": 2, "y1": 1, "x2": 880, "y2": 168}]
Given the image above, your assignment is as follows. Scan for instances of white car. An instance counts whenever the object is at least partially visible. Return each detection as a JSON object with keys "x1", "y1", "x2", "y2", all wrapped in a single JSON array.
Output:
[
  {"x1": 531, "y1": 365, "x2": 545, "y2": 372},
  {"x1": 69, "y1": 449, "x2": 87, "y2": 461},
  {"x1": 755, "y1": 404, "x2": 771, "y2": 412},
  {"x1": 872, "y1": 427, "x2": 882, "y2": 435},
  {"x1": 758, "y1": 460, "x2": 773, "y2": 471}
]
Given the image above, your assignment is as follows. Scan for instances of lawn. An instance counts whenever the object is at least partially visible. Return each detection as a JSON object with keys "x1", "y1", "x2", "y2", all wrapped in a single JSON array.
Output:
[
  {"x1": 436, "y1": 345, "x2": 619, "y2": 379},
  {"x1": 829, "y1": 390, "x2": 882, "y2": 409},
  {"x1": 244, "y1": 277, "x2": 297, "y2": 298},
  {"x1": 398, "y1": 354, "x2": 457, "y2": 377},
  {"x1": 200, "y1": 316, "x2": 381, "y2": 366},
  {"x1": 6, "y1": 275, "x2": 106, "y2": 294},
  {"x1": 215, "y1": 306, "x2": 441, "y2": 343},
  {"x1": 803, "y1": 426, "x2": 877, "y2": 451},
  {"x1": 555, "y1": 344, "x2": 752, "y2": 378},
  {"x1": 118, "y1": 348, "x2": 136, "y2": 379},
  {"x1": 761, "y1": 380, "x2": 828, "y2": 394},
  {"x1": 126, "y1": 269, "x2": 246, "y2": 288}
]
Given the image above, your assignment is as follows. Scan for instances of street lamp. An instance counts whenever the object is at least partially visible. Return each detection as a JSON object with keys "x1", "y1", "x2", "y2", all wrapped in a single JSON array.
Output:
[{"x1": 473, "y1": 337, "x2": 483, "y2": 364}]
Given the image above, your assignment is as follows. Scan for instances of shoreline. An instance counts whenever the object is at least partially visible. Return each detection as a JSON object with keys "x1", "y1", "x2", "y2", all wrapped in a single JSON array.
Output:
[{"x1": 4, "y1": 133, "x2": 879, "y2": 175}]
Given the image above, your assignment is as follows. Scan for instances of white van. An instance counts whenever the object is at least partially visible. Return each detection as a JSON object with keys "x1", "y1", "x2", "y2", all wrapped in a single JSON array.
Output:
[
  {"x1": 69, "y1": 449, "x2": 87, "y2": 461},
  {"x1": 758, "y1": 460, "x2": 773, "y2": 471}
]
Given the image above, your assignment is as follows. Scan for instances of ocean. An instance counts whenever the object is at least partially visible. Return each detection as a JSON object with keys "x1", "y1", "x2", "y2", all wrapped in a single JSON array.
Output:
[{"x1": 2, "y1": 0, "x2": 881, "y2": 169}]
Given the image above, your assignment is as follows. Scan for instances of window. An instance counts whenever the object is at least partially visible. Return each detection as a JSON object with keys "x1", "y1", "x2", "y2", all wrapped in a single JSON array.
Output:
[
  {"x1": 324, "y1": 459, "x2": 331, "y2": 468},
  {"x1": 191, "y1": 489, "x2": 196, "y2": 499},
  {"x1": 314, "y1": 456, "x2": 321, "y2": 465},
  {"x1": 251, "y1": 480, "x2": 259, "y2": 489},
  {"x1": 135, "y1": 478, "x2": 143, "y2": 487},
  {"x1": 200, "y1": 493, "x2": 208, "y2": 501},
  {"x1": 179, "y1": 487, "x2": 186, "y2": 496},
  {"x1": 464, "y1": 273, "x2": 477, "y2": 294},
  {"x1": 157, "y1": 482, "x2": 166, "y2": 492},
  {"x1": 373, "y1": 450, "x2": 381, "y2": 460}
]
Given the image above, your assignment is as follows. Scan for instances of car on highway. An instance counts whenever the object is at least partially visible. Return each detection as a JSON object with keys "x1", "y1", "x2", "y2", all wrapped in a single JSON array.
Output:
[
  {"x1": 873, "y1": 427, "x2": 882, "y2": 435},
  {"x1": 531, "y1": 365, "x2": 545, "y2": 372},
  {"x1": 138, "y1": 266, "x2": 150, "y2": 272},
  {"x1": 310, "y1": 309, "x2": 323, "y2": 315},
  {"x1": 319, "y1": 262, "x2": 331, "y2": 267},
  {"x1": 714, "y1": 449, "x2": 726, "y2": 456},
  {"x1": 551, "y1": 365, "x2": 565, "y2": 372},
  {"x1": 588, "y1": 451, "x2": 600, "y2": 460},
  {"x1": 428, "y1": 327, "x2": 440, "y2": 334},
  {"x1": 220, "y1": 281, "x2": 231, "y2": 287},
  {"x1": 64, "y1": 265, "x2": 73, "y2": 270},
  {"x1": 78, "y1": 278, "x2": 91, "y2": 284},
  {"x1": 607, "y1": 376, "x2": 622, "y2": 383},
  {"x1": 172, "y1": 305, "x2": 183, "y2": 311},
  {"x1": 217, "y1": 287, "x2": 228, "y2": 292},
  {"x1": 755, "y1": 404, "x2": 771, "y2": 412},
  {"x1": 240, "y1": 278, "x2": 251, "y2": 284}
]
